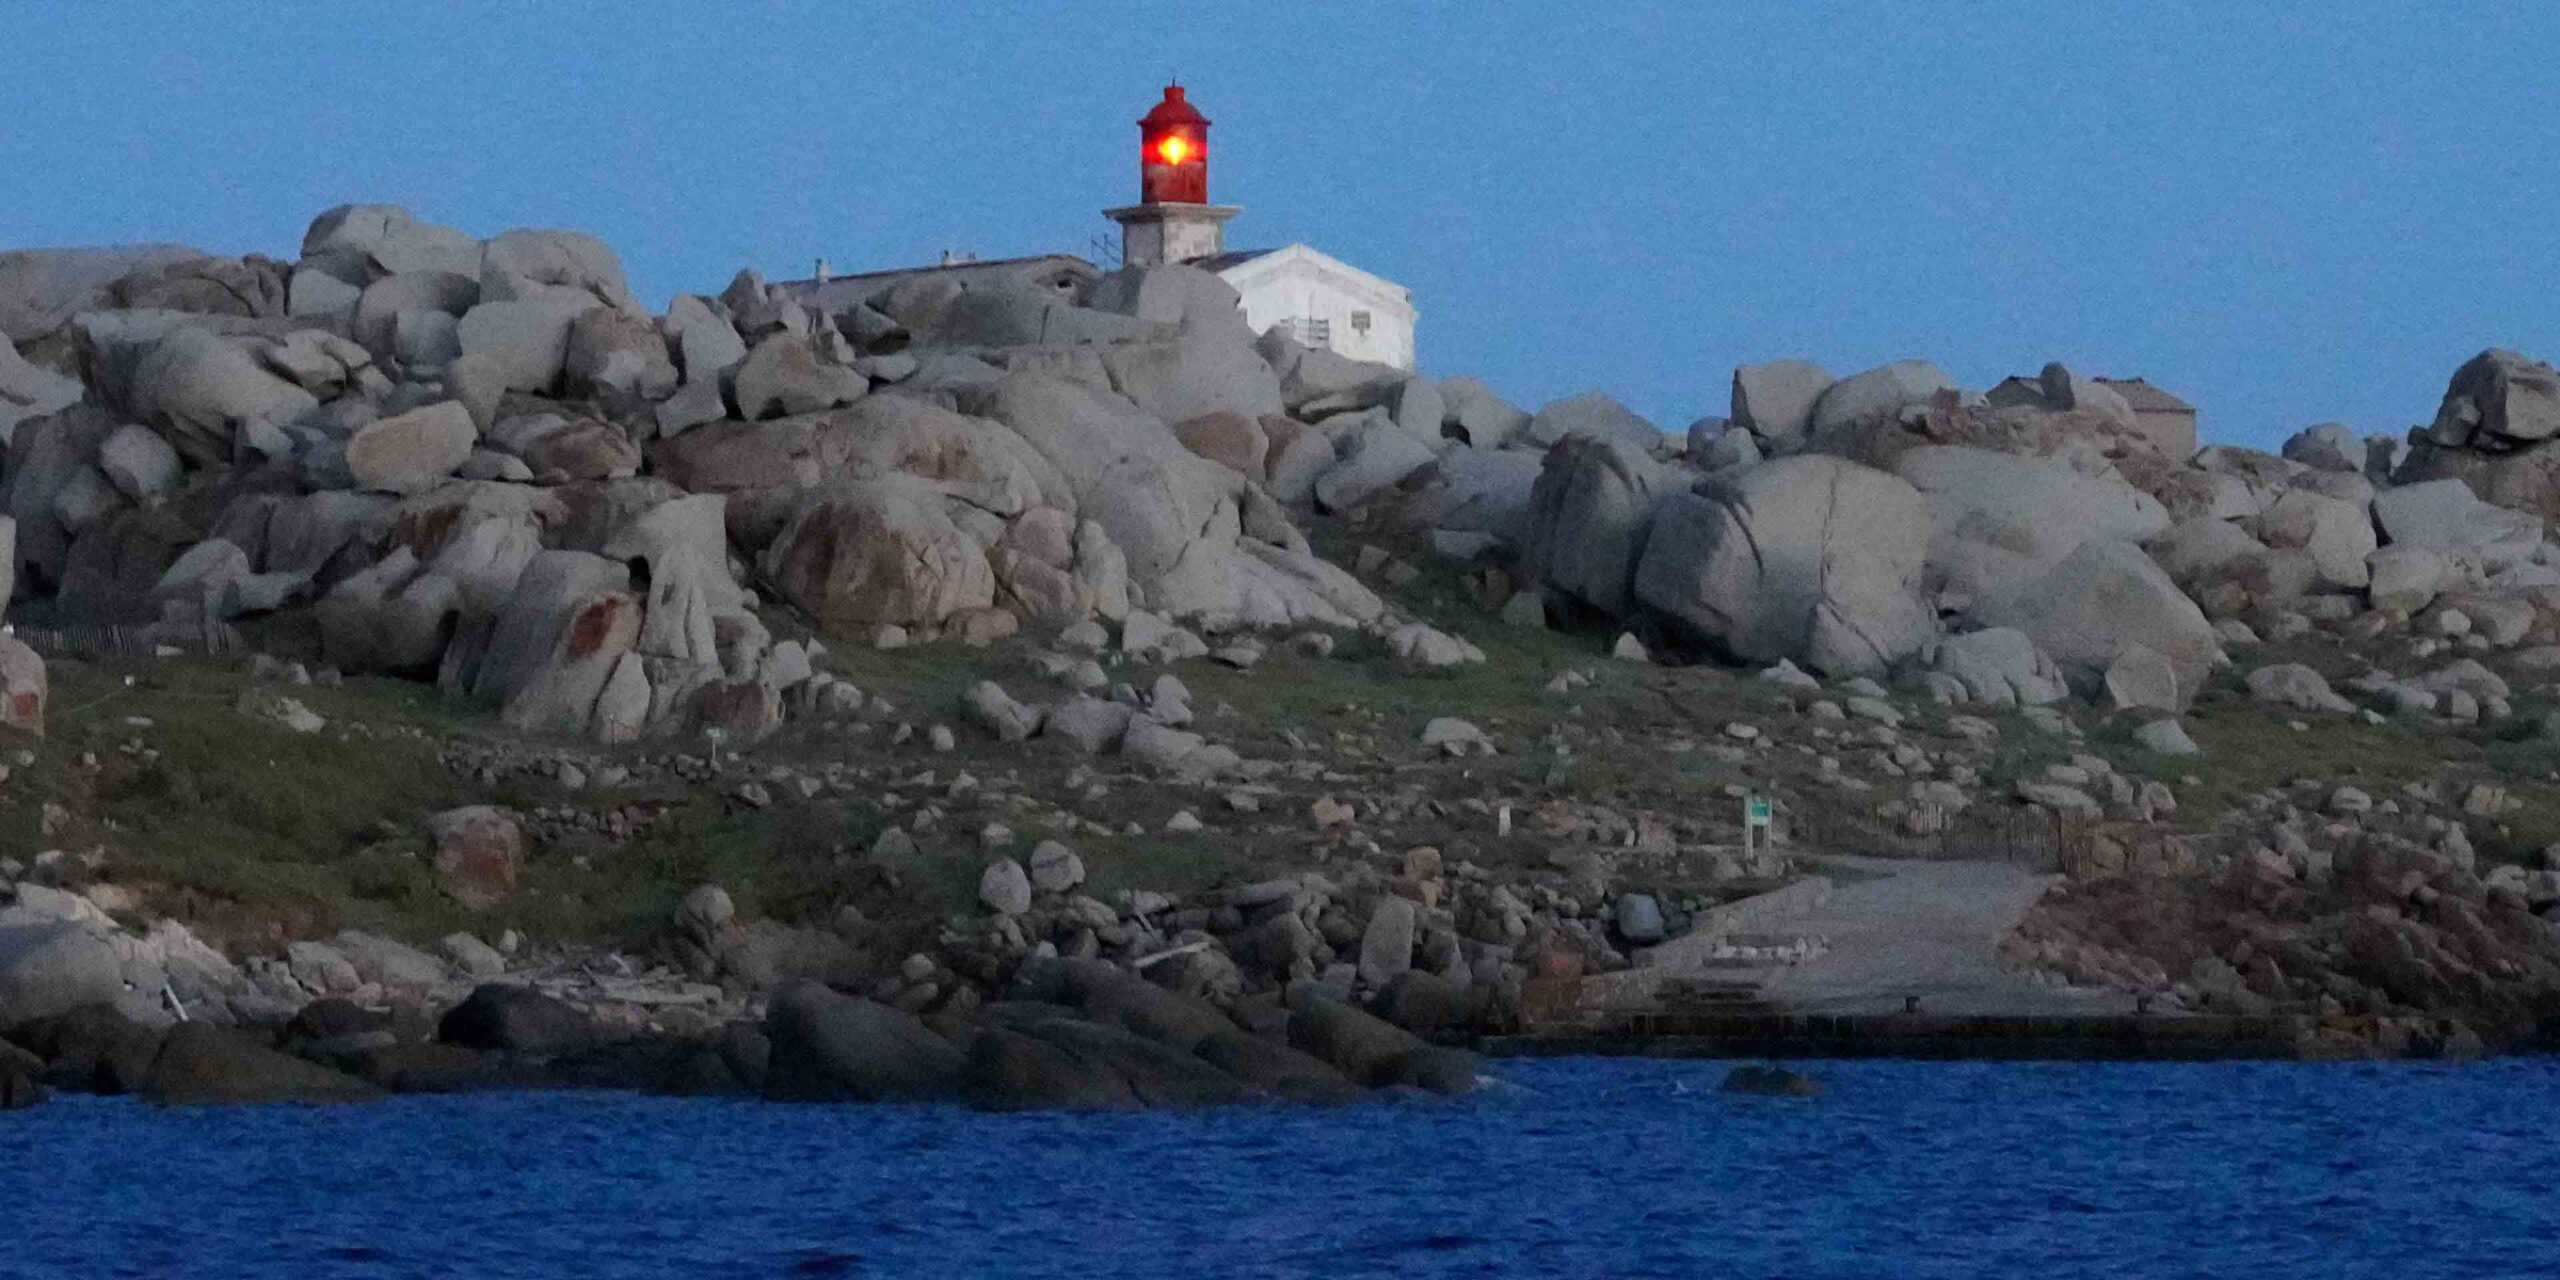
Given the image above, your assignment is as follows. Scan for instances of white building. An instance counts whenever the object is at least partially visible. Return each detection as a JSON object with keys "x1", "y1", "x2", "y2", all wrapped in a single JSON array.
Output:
[
  {"x1": 775, "y1": 245, "x2": 1418, "y2": 372},
  {"x1": 1198, "y1": 245, "x2": 1417, "y2": 371}
]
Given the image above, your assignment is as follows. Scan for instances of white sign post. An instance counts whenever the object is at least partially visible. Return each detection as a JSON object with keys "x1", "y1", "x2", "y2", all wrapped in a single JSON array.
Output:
[{"x1": 1742, "y1": 793, "x2": 1773, "y2": 861}]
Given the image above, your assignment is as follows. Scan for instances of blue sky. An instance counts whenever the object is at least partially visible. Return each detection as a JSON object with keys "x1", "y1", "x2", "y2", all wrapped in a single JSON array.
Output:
[{"x1": 4, "y1": 1, "x2": 2554, "y2": 448}]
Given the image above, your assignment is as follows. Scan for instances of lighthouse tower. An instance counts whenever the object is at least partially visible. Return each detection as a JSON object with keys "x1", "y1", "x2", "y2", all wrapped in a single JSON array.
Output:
[{"x1": 1104, "y1": 85, "x2": 1241, "y2": 268}]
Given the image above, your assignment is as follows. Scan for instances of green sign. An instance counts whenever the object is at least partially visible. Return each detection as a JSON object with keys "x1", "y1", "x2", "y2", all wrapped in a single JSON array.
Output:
[{"x1": 1745, "y1": 796, "x2": 1773, "y2": 826}]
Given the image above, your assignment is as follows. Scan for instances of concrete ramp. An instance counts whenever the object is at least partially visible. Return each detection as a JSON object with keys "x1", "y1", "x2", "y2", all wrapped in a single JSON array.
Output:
[
  {"x1": 1556, "y1": 857, "x2": 2129, "y2": 1025},
  {"x1": 1509, "y1": 858, "x2": 2277, "y2": 1055},
  {"x1": 1755, "y1": 856, "x2": 2133, "y2": 1016}
]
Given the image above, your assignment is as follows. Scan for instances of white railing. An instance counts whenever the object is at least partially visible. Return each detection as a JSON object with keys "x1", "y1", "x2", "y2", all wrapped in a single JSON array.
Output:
[{"x1": 1277, "y1": 316, "x2": 1331, "y2": 346}]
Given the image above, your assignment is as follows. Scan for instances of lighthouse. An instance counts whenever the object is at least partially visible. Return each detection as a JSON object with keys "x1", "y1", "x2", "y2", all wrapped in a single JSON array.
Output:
[
  {"x1": 1104, "y1": 85, "x2": 1242, "y2": 268},
  {"x1": 779, "y1": 82, "x2": 1417, "y2": 369}
]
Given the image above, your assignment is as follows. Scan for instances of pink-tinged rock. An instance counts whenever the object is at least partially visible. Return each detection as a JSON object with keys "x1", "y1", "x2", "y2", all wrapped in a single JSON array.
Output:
[
  {"x1": 425, "y1": 806, "x2": 525, "y2": 910},
  {"x1": 0, "y1": 636, "x2": 44, "y2": 735},
  {"x1": 345, "y1": 400, "x2": 477, "y2": 495}
]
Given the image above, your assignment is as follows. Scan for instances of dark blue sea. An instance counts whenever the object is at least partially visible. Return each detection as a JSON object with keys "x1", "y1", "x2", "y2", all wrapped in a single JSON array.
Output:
[{"x1": 5, "y1": 1057, "x2": 2552, "y2": 1279}]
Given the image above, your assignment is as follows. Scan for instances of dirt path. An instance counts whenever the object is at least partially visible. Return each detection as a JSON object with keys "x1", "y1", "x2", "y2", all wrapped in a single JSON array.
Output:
[{"x1": 1753, "y1": 856, "x2": 2135, "y2": 1016}]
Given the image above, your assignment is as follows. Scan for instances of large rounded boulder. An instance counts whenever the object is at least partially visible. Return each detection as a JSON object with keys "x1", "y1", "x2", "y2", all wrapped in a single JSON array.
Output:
[
  {"x1": 140, "y1": 1023, "x2": 381, "y2": 1106},
  {"x1": 120, "y1": 326, "x2": 320, "y2": 466},
  {"x1": 1804, "y1": 359, "x2": 1952, "y2": 447},
  {"x1": 761, "y1": 979, "x2": 966, "y2": 1103},
  {"x1": 1889, "y1": 445, "x2": 2169, "y2": 616},
  {"x1": 1909, "y1": 627, "x2": 2069, "y2": 708},
  {"x1": 0, "y1": 921, "x2": 124, "y2": 1029},
  {"x1": 2423, "y1": 349, "x2": 2560, "y2": 450},
  {"x1": 965, "y1": 1011, "x2": 1258, "y2": 1111},
  {"x1": 1632, "y1": 455, "x2": 1935, "y2": 676},
  {"x1": 1286, "y1": 993, "x2": 1477, "y2": 1095},
  {"x1": 1086, "y1": 265, "x2": 1285, "y2": 424},
  {"x1": 760, "y1": 477, "x2": 998, "y2": 633},
  {"x1": 1520, "y1": 435, "x2": 1674, "y2": 620},
  {"x1": 437, "y1": 983, "x2": 594, "y2": 1058},
  {"x1": 1975, "y1": 538, "x2": 2222, "y2": 709},
  {"x1": 2393, "y1": 445, "x2": 2560, "y2": 530},
  {"x1": 1730, "y1": 359, "x2": 1834, "y2": 453},
  {"x1": 967, "y1": 372, "x2": 1235, "y2": 588}
]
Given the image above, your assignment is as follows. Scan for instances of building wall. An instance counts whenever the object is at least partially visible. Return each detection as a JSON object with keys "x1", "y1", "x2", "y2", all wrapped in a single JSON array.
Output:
[
  {"x1": 1124, "y1": 217, "x2": 1227, "y2": 269},
  {"x1": 774, "y1": 256, "x2": 1096, "y2": 311},
  {"x1": 1220, "y1": 249, "x2": 1416, "y2": 370},
  {"x1": 2131, "y1": 409, "x2": 2199, "y2": 460}
]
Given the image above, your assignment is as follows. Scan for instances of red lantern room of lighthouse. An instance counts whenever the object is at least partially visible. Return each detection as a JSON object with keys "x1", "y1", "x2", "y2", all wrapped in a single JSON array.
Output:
[
  {"x1": 1106, "y1": 84, "x2": 1241, "y2": 268},
  {"x1": 1139, "y1": 84, "x2": 1210, "y2": 204}
]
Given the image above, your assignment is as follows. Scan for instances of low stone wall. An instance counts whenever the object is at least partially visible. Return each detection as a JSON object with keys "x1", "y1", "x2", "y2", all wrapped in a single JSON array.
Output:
[
  {"x1": 1637, "y1": 875, "x2": 1834, "y2": 970},
  {"x1": 1485, "y1": 1011, "x2": 2313, "y2": 1062}
]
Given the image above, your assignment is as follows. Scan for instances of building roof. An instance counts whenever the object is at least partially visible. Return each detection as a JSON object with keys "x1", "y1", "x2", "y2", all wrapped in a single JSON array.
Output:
[
  {"x1": 1188, "y1": 248, "x2": 1277, "y2": 273},
  {"x1": 771, "y1": 252, "x2": 1096, "y2": 292},
  {"x1": 1206, "y1": 244, "x2": 1413, "y2": 309},
  {"x1": 2094, "y1": 377, "x2": 2196, "y2": 414},
  {"x1": 1139, "y1": 85, "x2": 1210, "y2": 128},
  {"x1": 1984, "y1": 375, "x2": 2045, "y2": 407}
]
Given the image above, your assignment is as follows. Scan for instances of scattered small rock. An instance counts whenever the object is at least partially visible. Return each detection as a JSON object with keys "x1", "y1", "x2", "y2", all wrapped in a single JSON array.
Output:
[
  {"x1": 2133, "y1": 719, "x2": 2203, "y2": 757},
  {"x1": 1027, "y1": 841, "x2": 1085, "y2": 893},
  {"x1": 979, "y1": 859, "x2": 1033, "y2": 915}
]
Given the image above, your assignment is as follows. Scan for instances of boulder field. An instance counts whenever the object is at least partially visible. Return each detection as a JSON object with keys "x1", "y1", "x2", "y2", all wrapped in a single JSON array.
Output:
[
  {"x1": 8, "y1": 206, "x2": 2560, "y2": 1106},
  {"x1": 11, "y1": 206, "x2": 2560, "y2": 732},
  {"x1": 4, "y1": 207, "x2": 1392, "y2": 749}
]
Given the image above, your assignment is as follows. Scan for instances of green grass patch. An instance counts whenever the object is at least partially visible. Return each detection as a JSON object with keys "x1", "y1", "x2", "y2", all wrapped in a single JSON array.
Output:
[
  {"x1": 813, "y1": 636, "x2": 1016, "y2": 721},
  {"x1": 1073, "y1": 830, "x2": 1244, "y2": 901},
  {"x1": 3, "y1": 656, "x2": 473, "y2": 944},
  {"x1": 569, "y1": 794, "x2": 896, "y2": 941}
]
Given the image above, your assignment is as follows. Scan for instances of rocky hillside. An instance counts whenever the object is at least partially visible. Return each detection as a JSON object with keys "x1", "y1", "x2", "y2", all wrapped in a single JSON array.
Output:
[{"x1": 6, "y1": 205, "x2": 2560, "y2": 1107}]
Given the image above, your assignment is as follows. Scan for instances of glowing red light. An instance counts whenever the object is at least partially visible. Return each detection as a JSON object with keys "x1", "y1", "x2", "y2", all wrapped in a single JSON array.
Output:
[{"x1": 1157, "y1": 135, "x2": 1191, "y2": 165}]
